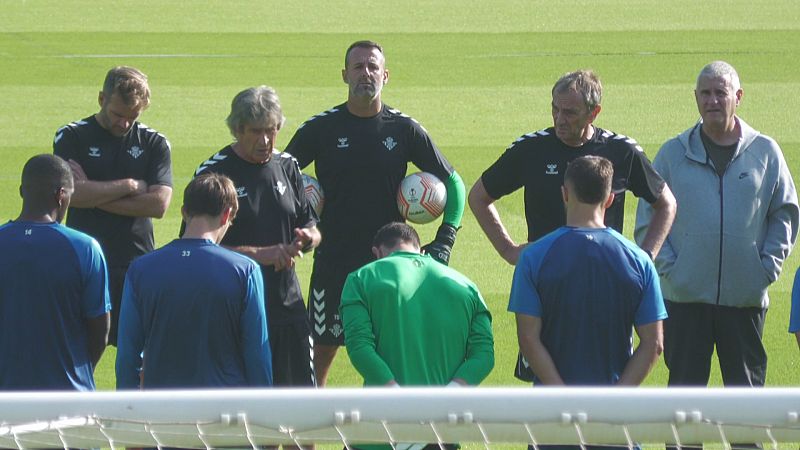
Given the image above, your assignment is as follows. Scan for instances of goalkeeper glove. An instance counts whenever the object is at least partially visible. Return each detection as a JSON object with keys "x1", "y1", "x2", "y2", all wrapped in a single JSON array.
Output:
[{"x1": 422, "y1": 223, "x2": 459, "y2": 265}]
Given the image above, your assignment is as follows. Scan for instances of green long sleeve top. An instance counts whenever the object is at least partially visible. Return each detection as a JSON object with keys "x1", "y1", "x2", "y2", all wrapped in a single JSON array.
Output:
[{"x1": 341, "y1": 251, "x2": 494, "y2": 386}]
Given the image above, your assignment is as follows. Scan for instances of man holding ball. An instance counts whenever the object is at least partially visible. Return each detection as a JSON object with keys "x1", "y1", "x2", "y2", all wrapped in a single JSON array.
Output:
[{"x1": 284, "y1": 40, "x2": 465, "y2": 386}]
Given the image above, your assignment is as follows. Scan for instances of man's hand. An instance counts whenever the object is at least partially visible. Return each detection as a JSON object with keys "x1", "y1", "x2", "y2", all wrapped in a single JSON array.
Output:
[
  {"x1": 422, "y1": 223, "x2": 459, "y2": 265},
  {"x1": 130, "y1": 179, "x2": 148, "y2": 195},
  {"x1": 257, "y1": 228, "x2": 319, "y2": 271},
  {"x1": 258, "y1": 244, "x2": 299, "y2": 271},
  {"x1": 229, "y1": 225, "x2": 320, "y2": 272},
  {"x1": 291, "y1": 227, "x2": 315, "y2": 253}
]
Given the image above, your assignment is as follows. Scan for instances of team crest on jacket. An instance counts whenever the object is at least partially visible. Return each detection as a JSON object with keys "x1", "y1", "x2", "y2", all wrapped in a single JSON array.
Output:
[
  {"x1": 88, "y1": 147, "x2": 101, "y2": 157},
  {"x1": 128, "y1": 146, "x2": 143, "y2": 159},
  {"x1": 236, "y1": 186, "x2": 248, "y2": 198},
  {"x1": 383, "y1": 136, "x2": 397, "y2": 151},
  {"x1": 337, "y1": 137, "x2": 349, "y2": 149},
  {"x1": 546, "y1": 164, "x2": 558, "y2": 175},
  {"x1": 275, "y1": 181, "x2": 287, "y2": 196}
]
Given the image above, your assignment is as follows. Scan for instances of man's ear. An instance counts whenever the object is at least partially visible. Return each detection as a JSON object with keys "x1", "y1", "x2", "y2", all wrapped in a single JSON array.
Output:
[
  {"x1": 54, "y1": 186, "x2": 68, "y2": 205},
  {"x1": 219, "y1": 206, "x2": 233, "y2": 227},
  {"x1": 588, "y1": 104, "x2": 602, "y2": 123},
  {"x1": 603, "y1": 191, "x2": 615, "y2": 209},
  {"x1": 561, "y1": 185, "x2": 569, "y2": 204},
  {"x1": 371, "y1": 246, "x2": 381, "y2": 259}
]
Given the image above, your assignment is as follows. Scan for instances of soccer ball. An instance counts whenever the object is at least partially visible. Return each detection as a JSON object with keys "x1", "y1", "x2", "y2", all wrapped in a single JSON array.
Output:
[
  {"x1": 302, "y1": 174, "x2": 324, "y2": 217},
  {"x1": 397, "y1": 172, "x2": 447, "y2": 224}
]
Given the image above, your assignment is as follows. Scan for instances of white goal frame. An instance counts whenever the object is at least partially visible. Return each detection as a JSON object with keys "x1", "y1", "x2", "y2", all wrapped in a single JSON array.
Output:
[{"x1": 1, "y1": 387, "x2": 799, "y2": 449}]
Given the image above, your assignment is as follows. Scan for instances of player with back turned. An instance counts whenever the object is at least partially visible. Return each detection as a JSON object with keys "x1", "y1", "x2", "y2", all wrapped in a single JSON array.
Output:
[
  {"x1": 116, "y1": 173, "x2": 272, "y2": 389},
  {"x1": 0, "y1": 154, "x2": 110, "y2": 391},
  {"x1": 284, "y1": 40, "x2": 466, "y2": 386},
  {"x1": 509, "y1": 156, "x2": 665, "y2": 450}
]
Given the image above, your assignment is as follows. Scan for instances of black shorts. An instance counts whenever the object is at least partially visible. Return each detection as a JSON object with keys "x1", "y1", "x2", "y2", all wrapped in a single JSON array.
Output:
[
  {"x1": 270, "y1": 319, "x2": 316, "y2": 386},
  {"x1": 308, "y1": 257, "x2": 364, "y2": 346}
]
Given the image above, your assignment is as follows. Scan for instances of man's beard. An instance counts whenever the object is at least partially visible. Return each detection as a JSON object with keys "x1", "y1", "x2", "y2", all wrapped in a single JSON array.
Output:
[{"x1": 353, "y1": 81, "x2": 379, "y2": 98}]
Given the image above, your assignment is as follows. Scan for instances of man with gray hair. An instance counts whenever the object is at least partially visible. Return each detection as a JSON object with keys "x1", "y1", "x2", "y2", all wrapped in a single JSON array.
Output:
[
  {"x1": 469, "y1": 69, "x2": 676, "y2": 381},
  {"x1": 636, "y1": 61, "x2": 799, "y2": 390},
  {"x1": 53, "y1": 66, "x2": 173, "y2": 347},
  {"x1": 192, "y1": 86, "x2": 321, "y2": 387}
]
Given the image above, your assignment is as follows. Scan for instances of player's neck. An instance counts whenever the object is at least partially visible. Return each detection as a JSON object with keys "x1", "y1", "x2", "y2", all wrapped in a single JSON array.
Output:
[
  {"x1": 182, "y1": 217, "x2": 225, "y2": 243},
  {"x1": 565, "y1": 205, "x2": 606, "y2": 229},
  {"x1": 375, "y1": 242, "x2": 419, "y2": 259},
  {"x1": 346, "y1": 96, "x2": 382, "y2": 118},
  {"x1": 17, "y1": 205, "x2": 59, "y2": 223}
]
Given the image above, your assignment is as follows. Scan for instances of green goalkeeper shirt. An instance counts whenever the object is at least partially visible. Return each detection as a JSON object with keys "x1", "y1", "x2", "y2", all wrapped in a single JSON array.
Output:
[{"x1": 341, "y1": 251, "x2": 494, "y2": 386}]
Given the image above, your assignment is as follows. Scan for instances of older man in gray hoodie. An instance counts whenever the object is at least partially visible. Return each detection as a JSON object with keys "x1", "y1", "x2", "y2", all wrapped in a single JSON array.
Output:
[{"x1": 636, "y1": 61, "x2": 798, "y2": 389}]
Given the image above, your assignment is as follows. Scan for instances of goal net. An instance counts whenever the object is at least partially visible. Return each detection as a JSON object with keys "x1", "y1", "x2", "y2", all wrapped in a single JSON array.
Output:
[{"x1": 1, "y1": 387, "x2": 799, "y2": 449}]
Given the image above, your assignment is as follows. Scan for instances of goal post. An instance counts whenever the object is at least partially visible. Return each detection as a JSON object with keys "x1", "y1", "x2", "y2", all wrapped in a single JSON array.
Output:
[{"x1": 1, "y1": 387, "x2": 799, "y2": 449}]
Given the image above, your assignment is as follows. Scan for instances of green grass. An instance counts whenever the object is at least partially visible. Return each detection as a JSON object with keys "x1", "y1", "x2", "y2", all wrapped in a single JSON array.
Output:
[{"x1": 2, "y1": 0, "x2": 800, "y2": 403}]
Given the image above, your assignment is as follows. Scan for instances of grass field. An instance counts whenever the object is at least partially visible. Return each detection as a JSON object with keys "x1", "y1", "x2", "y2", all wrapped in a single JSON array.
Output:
[{"x1": 2, "y1": 0, "x2": 800, "y2": 397}]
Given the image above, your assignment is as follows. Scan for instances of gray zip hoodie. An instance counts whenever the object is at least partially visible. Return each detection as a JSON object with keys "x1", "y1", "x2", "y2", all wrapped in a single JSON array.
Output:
[{"x1": 635, "y1": 117, "x2": 798, "y2": 308}]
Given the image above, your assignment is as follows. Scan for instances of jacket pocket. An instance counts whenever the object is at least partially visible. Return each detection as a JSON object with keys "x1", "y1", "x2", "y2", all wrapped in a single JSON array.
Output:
[
  {"x1": 664, "y1": 232, "x2": 719, "y2": 303},
  {"x1": 718, "y1": 239, "x2": 770, "y2": 307}
]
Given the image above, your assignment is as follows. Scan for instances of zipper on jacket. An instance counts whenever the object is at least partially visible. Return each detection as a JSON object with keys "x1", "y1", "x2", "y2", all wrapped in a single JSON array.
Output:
[
  {"x1": 702, "y1": 129, "x2": 738, "y2": 306},
  {"x1": 716, "y1": 173, "x2": 724, "y2": 305}
]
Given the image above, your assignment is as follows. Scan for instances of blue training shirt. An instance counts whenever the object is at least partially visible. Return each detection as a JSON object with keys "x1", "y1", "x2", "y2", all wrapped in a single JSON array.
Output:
[
  {"x1": 0, "y1": 221, "x2": 110, "y2": 391},
  {"x1": 508, "y1": 226, "x2": 666, "y2": 385},
  {"x1": 116, "y1": 239, "x2": 272, "y2": 389}
]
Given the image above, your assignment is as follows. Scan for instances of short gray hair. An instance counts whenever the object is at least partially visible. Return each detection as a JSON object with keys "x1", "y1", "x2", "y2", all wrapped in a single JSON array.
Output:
[
  {"x1": 552, "y1": 70, "x2": 602, "y2": 111},
  {"x1": 697, "y1": 61, "x2": 741, "y2": 91},
  {"x1": 226, "y1": 86, "x2": 286, "y2": 136}
]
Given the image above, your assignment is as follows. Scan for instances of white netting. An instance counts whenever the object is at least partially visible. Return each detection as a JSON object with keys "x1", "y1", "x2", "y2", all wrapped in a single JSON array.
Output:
[{"x1": 1, "y1": 388, "x2": 799, "y2": 449}]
